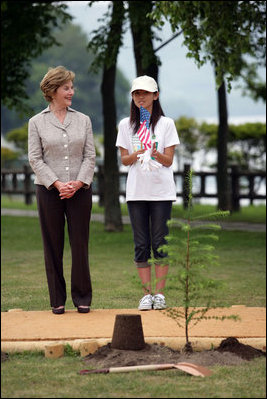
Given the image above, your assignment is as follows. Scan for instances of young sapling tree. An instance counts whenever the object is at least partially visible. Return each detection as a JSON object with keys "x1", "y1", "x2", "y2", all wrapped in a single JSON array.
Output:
[{"x1": 155, "y1": 169, "x2": 239, "y2": 352}]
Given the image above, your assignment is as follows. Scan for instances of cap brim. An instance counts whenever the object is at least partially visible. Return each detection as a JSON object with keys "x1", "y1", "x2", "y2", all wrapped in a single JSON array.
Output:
[{"x1": 131, "y1": 85, "x2": 158, "y2": 93}]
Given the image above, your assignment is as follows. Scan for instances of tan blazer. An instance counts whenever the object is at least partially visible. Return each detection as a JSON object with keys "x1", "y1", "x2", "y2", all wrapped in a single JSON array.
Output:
[{"x1": 28, "y1": 106, "x2": 96, "y2": 189}]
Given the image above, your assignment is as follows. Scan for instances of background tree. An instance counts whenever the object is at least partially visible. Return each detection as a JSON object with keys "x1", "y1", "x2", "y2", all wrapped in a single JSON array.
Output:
[
  {"x1": 174, "y1": 116, "x2": 200, "y2": 165},
  {"x1": 1, "y1": 1, "x2": 71, "y2": 114},
  {"x1": 1, "y1": 147, "x2": 19, "y2": 168},
  {"x1": 239, "y1": 62, "x2": 266, "y2": 103},
  {"x1": 151, "y1": 1, "x2": 266, "y2": 210},
  {"x1": 128, "y1": 1, "x2": 160, "y2": 82},
  {"x1": 5, "y1": 123, "x2": 28, "y2": 154},
  {"x1": 200, "y1": 122, "x2": 266, "y2": 171},
  {"x1": 88, "y1": 1, "x2": 125, "y2": 231},
  {"x1": 174, "y1": 116, "x2": 266, "y2": 172}
]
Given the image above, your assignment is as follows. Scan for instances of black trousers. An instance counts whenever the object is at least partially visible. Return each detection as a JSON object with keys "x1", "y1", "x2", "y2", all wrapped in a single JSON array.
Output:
[{"x1": 36, "y1": 185, "x2": 93, "y2": 308}]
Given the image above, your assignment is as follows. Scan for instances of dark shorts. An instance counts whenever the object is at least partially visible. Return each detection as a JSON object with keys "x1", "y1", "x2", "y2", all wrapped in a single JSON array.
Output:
[{"x1": 127, "y1": 201, "x2": 172, "y2": 267}]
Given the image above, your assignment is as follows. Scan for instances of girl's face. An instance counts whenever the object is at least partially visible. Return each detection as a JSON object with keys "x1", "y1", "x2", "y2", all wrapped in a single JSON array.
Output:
[
  {"x1": 132, "y1": 90, "x2": 159, "y2": 114},
  {"x1": 52, "y1": 80, "x2": 74, "y2": 108}
]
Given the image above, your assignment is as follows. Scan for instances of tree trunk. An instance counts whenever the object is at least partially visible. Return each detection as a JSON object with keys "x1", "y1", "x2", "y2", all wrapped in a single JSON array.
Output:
[
  {"x1": 101, "y1": 1, "x2": 124, "y2": 232},
  {"x1": 101, "y1": 66, "x2": 123, "y2": 231},
  {"x1": 217, "y1": 80, "x2": 231, "y2": 210},
  {"x1": 128, "y1": 1, "x2": 159, "y2": 82}
]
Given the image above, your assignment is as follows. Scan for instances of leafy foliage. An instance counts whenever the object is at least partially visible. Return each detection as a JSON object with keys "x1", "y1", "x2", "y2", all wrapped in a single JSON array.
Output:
[
  {"x1": 199, "y1": 121, "x2": 266, "y2": 170},
  {"x1": 173, "y1": 116, "x2": 199, "y2": 162},
  {"x1": 5, "y1": 123, "x2": 28, "y2": 153},
  {"x1": 175, "y1": 116, "x2": 266, "y2": 170},
  {"x1": 1, "y1": 1, "x2": 72, "y2": 113},
  {"x1": 1, "y1": 147, "x2": 20, "y2": 167},
  {"x1": 151, "y1": 1, "x2": 266, "y2": 94},
  {"x1": 64, "y1": 344, "x2": 79, "y2": 357}
]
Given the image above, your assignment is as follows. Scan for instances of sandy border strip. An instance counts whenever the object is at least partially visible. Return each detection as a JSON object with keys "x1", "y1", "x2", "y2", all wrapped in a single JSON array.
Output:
[{"x1": 1, "y1": 337, "x2": 266, "y2": 353}]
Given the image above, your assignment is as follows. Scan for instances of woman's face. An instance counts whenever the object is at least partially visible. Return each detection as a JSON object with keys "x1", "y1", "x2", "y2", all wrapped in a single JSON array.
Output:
[
  {"x1": 52, "y1": 80, "x2": 74, "y2": 108},
  {"x1": 132, "y1": 90, "x2": 159, "y2": 114}
]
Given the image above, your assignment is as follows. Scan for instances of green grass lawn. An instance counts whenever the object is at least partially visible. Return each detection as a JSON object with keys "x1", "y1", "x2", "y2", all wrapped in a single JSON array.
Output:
[
  {"x1": 1, "y1": 352, "x2": 266, "y2": 398},
  {"x1": 1, "y1": 215, "x2": 266, "y2": 398},
  {"x1": 1, "y1": 216, "x2": 266, "y2": 310},
  {"x1": 1, "y1": 194, "x2": 266, "y2": 224}
]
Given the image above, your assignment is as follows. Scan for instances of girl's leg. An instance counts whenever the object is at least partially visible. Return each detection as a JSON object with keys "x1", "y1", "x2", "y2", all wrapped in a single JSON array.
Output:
[
  {"x1": 155, "y1": 264, "x2": 169, "y2": 294},
  {"x1": 137, "y1": 266, "x2": 152, "y2": 294},
  {"x1": 127, "y1": 201, "x2": 152, "y2": 296},
  {"x1": 127, "y1": 201, "x2": 151, "y2": 264},
  {"x1": 150, "y1": 201, "x2": 172, "y2": 295}
]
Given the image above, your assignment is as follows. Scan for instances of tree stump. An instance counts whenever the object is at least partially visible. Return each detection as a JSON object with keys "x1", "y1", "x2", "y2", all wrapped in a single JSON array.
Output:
[{"x1": 111, "y1": 314, "x2": 145, "y2": 350}]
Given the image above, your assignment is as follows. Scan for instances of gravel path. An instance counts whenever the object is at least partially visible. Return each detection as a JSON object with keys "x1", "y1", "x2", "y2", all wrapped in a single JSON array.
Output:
[{"x1": 1, "y1": 208, "x2": 265, "y2": 232}]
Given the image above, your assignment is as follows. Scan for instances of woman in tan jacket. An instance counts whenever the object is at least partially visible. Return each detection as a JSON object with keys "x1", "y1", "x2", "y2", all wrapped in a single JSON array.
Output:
[{"x1": 28, "y1": 66, "x2": 96, "y2": 314}]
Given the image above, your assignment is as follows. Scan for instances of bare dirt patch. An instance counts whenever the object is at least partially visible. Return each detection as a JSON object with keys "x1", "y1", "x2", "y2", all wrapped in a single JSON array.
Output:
[{"x1": 83, "y1": 337, "x2": 266, "y2": 369}]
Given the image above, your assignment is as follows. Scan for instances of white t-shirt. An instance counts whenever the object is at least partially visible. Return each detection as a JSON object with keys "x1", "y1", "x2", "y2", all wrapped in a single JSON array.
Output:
[{"x1": 116, "y1": 116, "x2": 180, "y2": 201}]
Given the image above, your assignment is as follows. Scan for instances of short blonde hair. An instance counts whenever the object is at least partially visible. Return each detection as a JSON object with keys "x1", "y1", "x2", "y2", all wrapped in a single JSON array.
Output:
[{"x1": 40, "y1": 66, "x2": 75, "y2": 102}]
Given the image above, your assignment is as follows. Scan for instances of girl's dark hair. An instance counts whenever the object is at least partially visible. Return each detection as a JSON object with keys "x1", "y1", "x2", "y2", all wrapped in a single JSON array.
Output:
[{"x1": 130, "y1": 96, "x2": 165, "y2": 135}]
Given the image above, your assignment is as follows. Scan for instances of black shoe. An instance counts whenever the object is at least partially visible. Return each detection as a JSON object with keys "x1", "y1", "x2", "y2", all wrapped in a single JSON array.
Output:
[
  {"x1": 52, "y1": 306, "x2": 65, "y2": 315},
  {"x1": 77, "y1": 306, "x2": 90, "y2": 313}
]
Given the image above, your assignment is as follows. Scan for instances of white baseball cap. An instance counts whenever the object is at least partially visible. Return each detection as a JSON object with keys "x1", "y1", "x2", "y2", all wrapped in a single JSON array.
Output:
[{"x1": 130, "y1": 75, "x2": 158, "y2": 93}]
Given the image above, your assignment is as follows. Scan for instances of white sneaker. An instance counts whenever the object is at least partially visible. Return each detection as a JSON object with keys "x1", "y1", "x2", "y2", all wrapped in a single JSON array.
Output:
[
  {"x1": 153, "y1": 294, "x2": 167, "y2": 310},
  {"x1": 138, "y1": 294, "x2": 153, "y2": 310}
]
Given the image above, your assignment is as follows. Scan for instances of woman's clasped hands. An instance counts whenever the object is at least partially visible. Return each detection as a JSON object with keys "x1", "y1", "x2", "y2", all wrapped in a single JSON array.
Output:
[{"x1": 53, "y1": 180, "x2": 84, "y2": 199}]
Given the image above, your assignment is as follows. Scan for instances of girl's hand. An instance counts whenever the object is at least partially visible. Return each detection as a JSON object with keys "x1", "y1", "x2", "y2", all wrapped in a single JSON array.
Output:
[
  {"x1": 151, "y1": 142, "x2": 158, "y2": 160},
  {"x1": 135, "y1": 148, "x2": 146, "y2": 162},
  {"x1": 120, "y1": 147, "x2": 146, "y2": 166},
  {"x1": 152, "y1": 145, "x2": 176, "y2": 167}
]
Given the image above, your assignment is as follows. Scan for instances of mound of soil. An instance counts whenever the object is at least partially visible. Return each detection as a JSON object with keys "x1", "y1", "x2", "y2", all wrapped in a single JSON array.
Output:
[{"x1": 83, "y1": 337, "x2": 266, "y2": 368}]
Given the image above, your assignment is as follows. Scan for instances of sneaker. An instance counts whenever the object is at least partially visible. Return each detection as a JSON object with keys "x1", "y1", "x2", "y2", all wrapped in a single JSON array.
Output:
[
  {"x1": 153, "y1": 294, "x2": 167, "y2": 310},
  {"x1": 138, "y1": 294, "x2": 153, "y2": 310}
]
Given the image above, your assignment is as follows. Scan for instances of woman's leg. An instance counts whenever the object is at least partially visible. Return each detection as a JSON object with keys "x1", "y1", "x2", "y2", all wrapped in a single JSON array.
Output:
[
  {"x1": 66, "y1": 187, "x2": 93, "y2": 308},
  {"x1": 36, "y1": 185, "x2": 66, "y2": 308}
]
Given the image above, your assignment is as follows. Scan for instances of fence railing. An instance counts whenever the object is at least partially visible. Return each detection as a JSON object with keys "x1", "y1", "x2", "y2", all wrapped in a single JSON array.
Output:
[{"x1": 1, "y1": 164, "x2": 266, "y2": 211}]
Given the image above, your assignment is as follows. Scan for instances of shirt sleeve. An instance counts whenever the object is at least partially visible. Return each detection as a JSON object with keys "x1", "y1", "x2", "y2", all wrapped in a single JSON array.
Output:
[
  {"x1": 164, "y1": 118, "x2": 180, "y2": 148},
  {"x1": 76, "y1": 116, "x2": 96, "y2": 187},
  {"x1": 28, "y1": 118, "x2": 59, "y2": 189},
  {"x1": 116, "y1": 119, "x2": 130, "y2": 150}
]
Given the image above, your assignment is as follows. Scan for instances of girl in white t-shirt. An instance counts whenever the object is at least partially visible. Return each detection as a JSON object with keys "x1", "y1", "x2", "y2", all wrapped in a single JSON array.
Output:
[{"x1": 116, "y1": 75, "x2": 180, "y2": 311}]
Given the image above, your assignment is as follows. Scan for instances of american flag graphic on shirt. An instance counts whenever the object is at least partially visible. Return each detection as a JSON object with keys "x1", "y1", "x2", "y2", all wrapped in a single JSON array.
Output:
[{"x1": 137, "y1": 106, "x2": 152, "y2": 150}]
